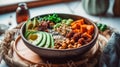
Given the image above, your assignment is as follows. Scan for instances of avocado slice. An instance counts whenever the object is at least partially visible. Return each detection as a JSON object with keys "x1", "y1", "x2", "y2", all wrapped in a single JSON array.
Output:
[
  {"x1": 33, "y1": 18, "x2": 39, "y2": 28},
  {"x1": 27, "y1": 32, "x2": 43, "y2": 45},
  {"x1": 24, "y1": 31, "x2": 31, "y2": 38},
  {"x1": 24, "y1": 30, "x2": 38, "y2": 39},
  {"x1": 26, "y1": 19, "x2": 34, "y2": 31},
  {"x1": 38, "y1": 32, "x2": 47, "y2": 47},
  {"x1": 44, "y1": 33, "x2": 51, "y2": 48},
  {"x1": 50, "y1": 34, "x2": 54, "y2": 48}
]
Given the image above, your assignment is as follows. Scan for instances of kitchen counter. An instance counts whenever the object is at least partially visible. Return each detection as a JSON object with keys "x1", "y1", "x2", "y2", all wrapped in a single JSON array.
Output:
[{"x1": 0, "y1": 0, "x2": 120, "y2": 67}]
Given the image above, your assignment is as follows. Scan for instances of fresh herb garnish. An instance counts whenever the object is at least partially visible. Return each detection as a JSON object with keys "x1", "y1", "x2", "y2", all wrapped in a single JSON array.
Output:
[{"x1": 39, "y1": 13, "x2": 62, "y2": 23}]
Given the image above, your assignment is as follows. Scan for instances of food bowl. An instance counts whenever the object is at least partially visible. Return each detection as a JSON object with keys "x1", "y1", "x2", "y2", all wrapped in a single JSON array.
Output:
[{"x1": 20, "y1": 13, "x2": 98, "y2": 58}]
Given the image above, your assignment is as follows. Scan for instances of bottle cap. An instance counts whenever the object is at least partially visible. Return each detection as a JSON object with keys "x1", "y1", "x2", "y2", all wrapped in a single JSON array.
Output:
[{"x1": 18, "y1": 2, "x2": 27, "y2": 6}]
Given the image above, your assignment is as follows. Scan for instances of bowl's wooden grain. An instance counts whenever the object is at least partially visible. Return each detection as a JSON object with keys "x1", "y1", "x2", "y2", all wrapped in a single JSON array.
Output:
[{"x1": 13, "y1": 36, "x2": 42, "y2": 64}]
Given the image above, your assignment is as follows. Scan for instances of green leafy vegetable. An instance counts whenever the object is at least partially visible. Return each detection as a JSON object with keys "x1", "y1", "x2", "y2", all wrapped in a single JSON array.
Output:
[{"x1": 39, "y1": 13, "x2": 62, "y2": 23}]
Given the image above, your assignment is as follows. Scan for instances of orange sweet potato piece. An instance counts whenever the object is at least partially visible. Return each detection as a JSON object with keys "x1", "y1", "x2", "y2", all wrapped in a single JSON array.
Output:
[
  {"x1": 75, "y1": 19, "x2": 84, "y2": 25},
  {"x1": 71, "y1": 22, "x2": 76, "y2": 26},
  {"x1": 71, "y1": 24, "x2": 77, "y2": 29},
  {"x1": 71, "y1": 19, "x2": 84, "y2": 26},
  {"x1": 73, "y1": 29, "x2": 80, "y2": 33},
  {"x1": 86, "y1": 25, "x2": 94, "y2": 34},
  {"x1": 80, "y1": 25, "x2": 87, "y2": 33},
  {"x1": 71, "y1": 24, "x2": 80, "y2": 29}
]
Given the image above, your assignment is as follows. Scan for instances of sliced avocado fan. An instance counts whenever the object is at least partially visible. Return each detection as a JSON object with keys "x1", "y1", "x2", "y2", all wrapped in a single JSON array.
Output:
[
  {"x1": 26, "y1": 19, "x2": 33, "y2": 30},
  {"x1": 44, "y1": 32, "x2": 51, "y2": 48},
  {"x1": 27, "y1": 32, "x2": 43, "y2": 45},
  {"x1": 38, "y1": 32, "x2": 47, "y2": 47}
]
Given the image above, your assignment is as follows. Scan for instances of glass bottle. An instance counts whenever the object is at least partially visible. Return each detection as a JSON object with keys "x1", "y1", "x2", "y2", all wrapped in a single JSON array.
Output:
[{"x1": 16, "y1": 3, "x2": 30, "y2": 24}]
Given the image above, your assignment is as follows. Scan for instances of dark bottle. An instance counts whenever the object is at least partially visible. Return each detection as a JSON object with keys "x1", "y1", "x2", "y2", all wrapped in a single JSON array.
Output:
[{"x1": 16, "y1": 3, "x2": 30, "y2": 24}]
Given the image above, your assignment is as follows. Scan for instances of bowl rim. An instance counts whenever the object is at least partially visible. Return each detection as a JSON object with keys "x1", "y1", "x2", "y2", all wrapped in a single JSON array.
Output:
[{"x1": 20, "y1": 13, "x2": 99, "y2": 51}]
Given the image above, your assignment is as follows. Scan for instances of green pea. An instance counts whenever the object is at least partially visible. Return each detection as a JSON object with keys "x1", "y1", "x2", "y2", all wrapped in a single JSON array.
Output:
[
  {"x1": 62, "y1": 19, "x2": 67, "y2": 23},
  {"x1": 53, "y1": 23, "x2": 61, "y2": 28},
  {"x1": 66, "y1": 19, "x2": 73, "y2": 25}
]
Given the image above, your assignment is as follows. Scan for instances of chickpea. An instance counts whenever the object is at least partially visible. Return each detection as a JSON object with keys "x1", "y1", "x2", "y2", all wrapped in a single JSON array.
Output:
[
  {"x1": 66, "y1": 38, "x2": 70, "y2": 44},
  {"x1": 55, "y1": 42, "x2": 61, "y2": 46},
  {"x1": 74, "y1": 42, "x2": 78, "y2": 45},
  {"x1": 56, "y1": 28, "x2": 61, "y2": 32},
  {"x1": 73, "y1": 44, "x2": 77, "y2": 48},
  {"x1": 68, "y1": 44, "x2": 73, "y2": 48},
  {"x1": 73, "y1": 42, "x2": 78, "y2": 48},
  {"x1": 59, "y1": 46, "x2": 64, "y2": 49},
  {"x1": 77, "y1": 44, "x2": 82, "y2": 48},
  {"x1": 54, "y1": 46, "x2": 59, "y2": 49},
  {"x1": 61, "y1": 30, "x2": 66, "y2": 36},
  {"x1": 62, "y1": 42, "x2": 67, "y2": 49},
  {"x1": 70, "y1": 39, "x2": 75, "y2": 44}
]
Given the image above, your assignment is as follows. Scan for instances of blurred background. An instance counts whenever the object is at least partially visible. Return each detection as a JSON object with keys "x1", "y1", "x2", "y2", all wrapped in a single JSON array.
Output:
[
  {"x1": 0, "y1": 0, "x2": 120, "y2": 38},
  {"x1": 0, "y1": 0, "x2": 120, "y2": 29}
]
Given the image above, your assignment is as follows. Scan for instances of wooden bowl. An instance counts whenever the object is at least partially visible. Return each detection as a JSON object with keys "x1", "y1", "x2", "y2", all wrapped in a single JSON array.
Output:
[{"x1": 20, "y1": 13, "x2": 98, "y2": 58}]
